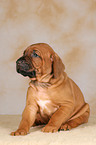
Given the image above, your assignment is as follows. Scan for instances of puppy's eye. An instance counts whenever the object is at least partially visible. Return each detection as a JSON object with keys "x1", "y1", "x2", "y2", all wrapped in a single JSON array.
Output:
[{"x1": 31, "y1": 50, "x2": 40, "y2": 58}]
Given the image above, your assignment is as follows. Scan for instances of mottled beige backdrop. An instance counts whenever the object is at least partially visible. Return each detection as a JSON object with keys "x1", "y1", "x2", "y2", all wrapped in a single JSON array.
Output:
[{"x1": 0, "y1": 0, "x2": 96, "y2": 115}]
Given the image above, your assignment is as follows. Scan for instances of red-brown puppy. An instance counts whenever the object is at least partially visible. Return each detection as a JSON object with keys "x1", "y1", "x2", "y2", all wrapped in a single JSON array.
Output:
[{"x1": 11, "y1": 43, "x2": 90, "y2": 135}]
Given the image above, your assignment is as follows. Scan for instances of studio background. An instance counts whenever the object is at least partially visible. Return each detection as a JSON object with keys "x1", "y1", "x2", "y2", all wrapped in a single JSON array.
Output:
[{"x1": 0, "y1": 0, "x2": 96, "y2": 115}]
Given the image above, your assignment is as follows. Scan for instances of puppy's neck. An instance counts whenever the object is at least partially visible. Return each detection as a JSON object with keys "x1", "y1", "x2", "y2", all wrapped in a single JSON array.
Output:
[
  {"x1": 29, "y1": 81, "x2": 51, "y2": 90},
  {"x1": 29, "y1": 73, "x2": 53, "y2": 90},
  {"x1": 50, "y1": 72, "x2": 67, "y2": 88},
  {"x1": 29, "y1": 72, "x2": 67, "y2": 90},
  {"x1": 37, "y1": 73, "x2": 53, "y2": 83}
]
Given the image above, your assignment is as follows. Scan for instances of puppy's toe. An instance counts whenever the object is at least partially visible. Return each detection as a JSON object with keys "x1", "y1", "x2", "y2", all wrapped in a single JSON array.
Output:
[
  {"x1": 60, "y1": 123, "x2": 71, "y2": 131},
  {"x1": 42, "y1": 125, "x2": 58, "y2": 133},
  {"x1": 10, "y1": 129, "x2": 27, "y2": 136}
]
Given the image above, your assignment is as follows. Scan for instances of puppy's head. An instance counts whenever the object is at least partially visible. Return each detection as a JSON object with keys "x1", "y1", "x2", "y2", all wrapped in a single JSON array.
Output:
[{"x1": 16, "y1": 43, "x2": 65, "y2": 81}]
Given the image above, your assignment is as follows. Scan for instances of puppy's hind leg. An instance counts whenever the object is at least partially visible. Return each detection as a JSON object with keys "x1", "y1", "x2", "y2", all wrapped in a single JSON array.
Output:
[{"x1": 60, "y1": 103, "x2": 90, "y2": 131}]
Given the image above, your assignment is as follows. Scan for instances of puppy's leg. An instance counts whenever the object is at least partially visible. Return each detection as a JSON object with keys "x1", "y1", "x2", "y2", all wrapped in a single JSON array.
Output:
[
  {"x1": 11, "y1": 87, "x2": 38, "y2": 136},
  {"x1": 11, "y1": 104, "x2": 38, "y2": 136},
  {"x1": 42, "y1": 103, "x2": 74, "y2": 133},
  {"x1": 60, "y1": 104, "x2": 90, "y2": 131}
]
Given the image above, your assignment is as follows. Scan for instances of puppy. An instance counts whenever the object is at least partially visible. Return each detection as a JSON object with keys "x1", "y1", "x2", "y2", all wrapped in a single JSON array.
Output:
[{"x1": 11, "y1": 43, "x2": 90, "y2": 135}]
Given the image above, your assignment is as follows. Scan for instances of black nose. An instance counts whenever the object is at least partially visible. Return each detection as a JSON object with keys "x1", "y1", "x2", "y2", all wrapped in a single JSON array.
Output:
[
  {"x1": 16, "y1": 56, "x2": 25, "y2": 64},
  {"x1": 16, "y1": 56, "x2": 36, "y2": 78},
  {"x1": 16, "y1": 56, "x2": 30, "y2": 73},
  {"x1": 16, "y1": 60, "x2": 21, "y2": 73}
]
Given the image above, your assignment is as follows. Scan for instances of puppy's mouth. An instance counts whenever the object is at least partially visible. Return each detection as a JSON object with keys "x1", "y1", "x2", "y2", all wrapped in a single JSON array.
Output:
[
  {"x1": 17, "y1": 69, "x2": 36, "y2": 78},
  {"x1": 16, "y1": 56, "x2": 36, "y2": 78}
]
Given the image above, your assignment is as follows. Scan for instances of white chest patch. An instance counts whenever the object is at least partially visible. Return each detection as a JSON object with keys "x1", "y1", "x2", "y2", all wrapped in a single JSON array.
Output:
[
  {"x1": 37, "y1": 100, "x2": 51, "y2": 109},
  {"x1": 32, "y1": 85, "x2": 59, "y2": 116},
  {"x1": 37, "y1": 99, "x2": 58, "y2": 116}
]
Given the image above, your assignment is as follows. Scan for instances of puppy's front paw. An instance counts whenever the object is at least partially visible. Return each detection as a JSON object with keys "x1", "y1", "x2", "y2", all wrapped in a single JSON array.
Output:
[
  {"x1": 42, "y1": 125, "x2": 58, "y2": 133},
  {"x1": 10, "y1": 129, "x2": 28, "y2": 136}
]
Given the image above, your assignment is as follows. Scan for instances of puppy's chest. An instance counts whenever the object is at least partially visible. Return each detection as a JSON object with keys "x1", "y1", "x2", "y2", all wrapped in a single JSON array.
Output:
[{"x1": 35, "y1": 88, "x2": 59, "y2": 116}]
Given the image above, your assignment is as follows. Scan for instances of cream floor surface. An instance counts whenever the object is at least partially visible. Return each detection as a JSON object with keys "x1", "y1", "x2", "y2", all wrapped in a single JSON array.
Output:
[{"x1": 0, "y1": 115, "x2": 96, "y2": 145}]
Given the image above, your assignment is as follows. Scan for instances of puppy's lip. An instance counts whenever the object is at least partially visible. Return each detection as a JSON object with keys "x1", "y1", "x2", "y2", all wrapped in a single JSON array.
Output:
[
  {"x1": 16, "y1": 68, "x2": 36, "y2": 78},
  {"x1": 30, "y1": 78, "x2": 36, "y2": 80}
]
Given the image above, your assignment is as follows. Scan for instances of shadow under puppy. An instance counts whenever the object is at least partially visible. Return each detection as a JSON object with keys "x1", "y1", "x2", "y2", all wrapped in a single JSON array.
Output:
[{"x1": 11, "y1": 43, "x2": 90, "y2": 136}]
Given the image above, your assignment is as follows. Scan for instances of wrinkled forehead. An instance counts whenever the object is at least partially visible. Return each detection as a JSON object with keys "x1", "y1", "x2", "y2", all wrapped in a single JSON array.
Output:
[{"x1": 24, "y1": 43, "x2": 55, "y2": 57}]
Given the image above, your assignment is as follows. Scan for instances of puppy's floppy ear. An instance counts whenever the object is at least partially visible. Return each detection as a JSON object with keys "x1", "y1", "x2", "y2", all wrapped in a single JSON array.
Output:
[{"x1": 51, "y1": 53, "x2": 65, "y2": 79}]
